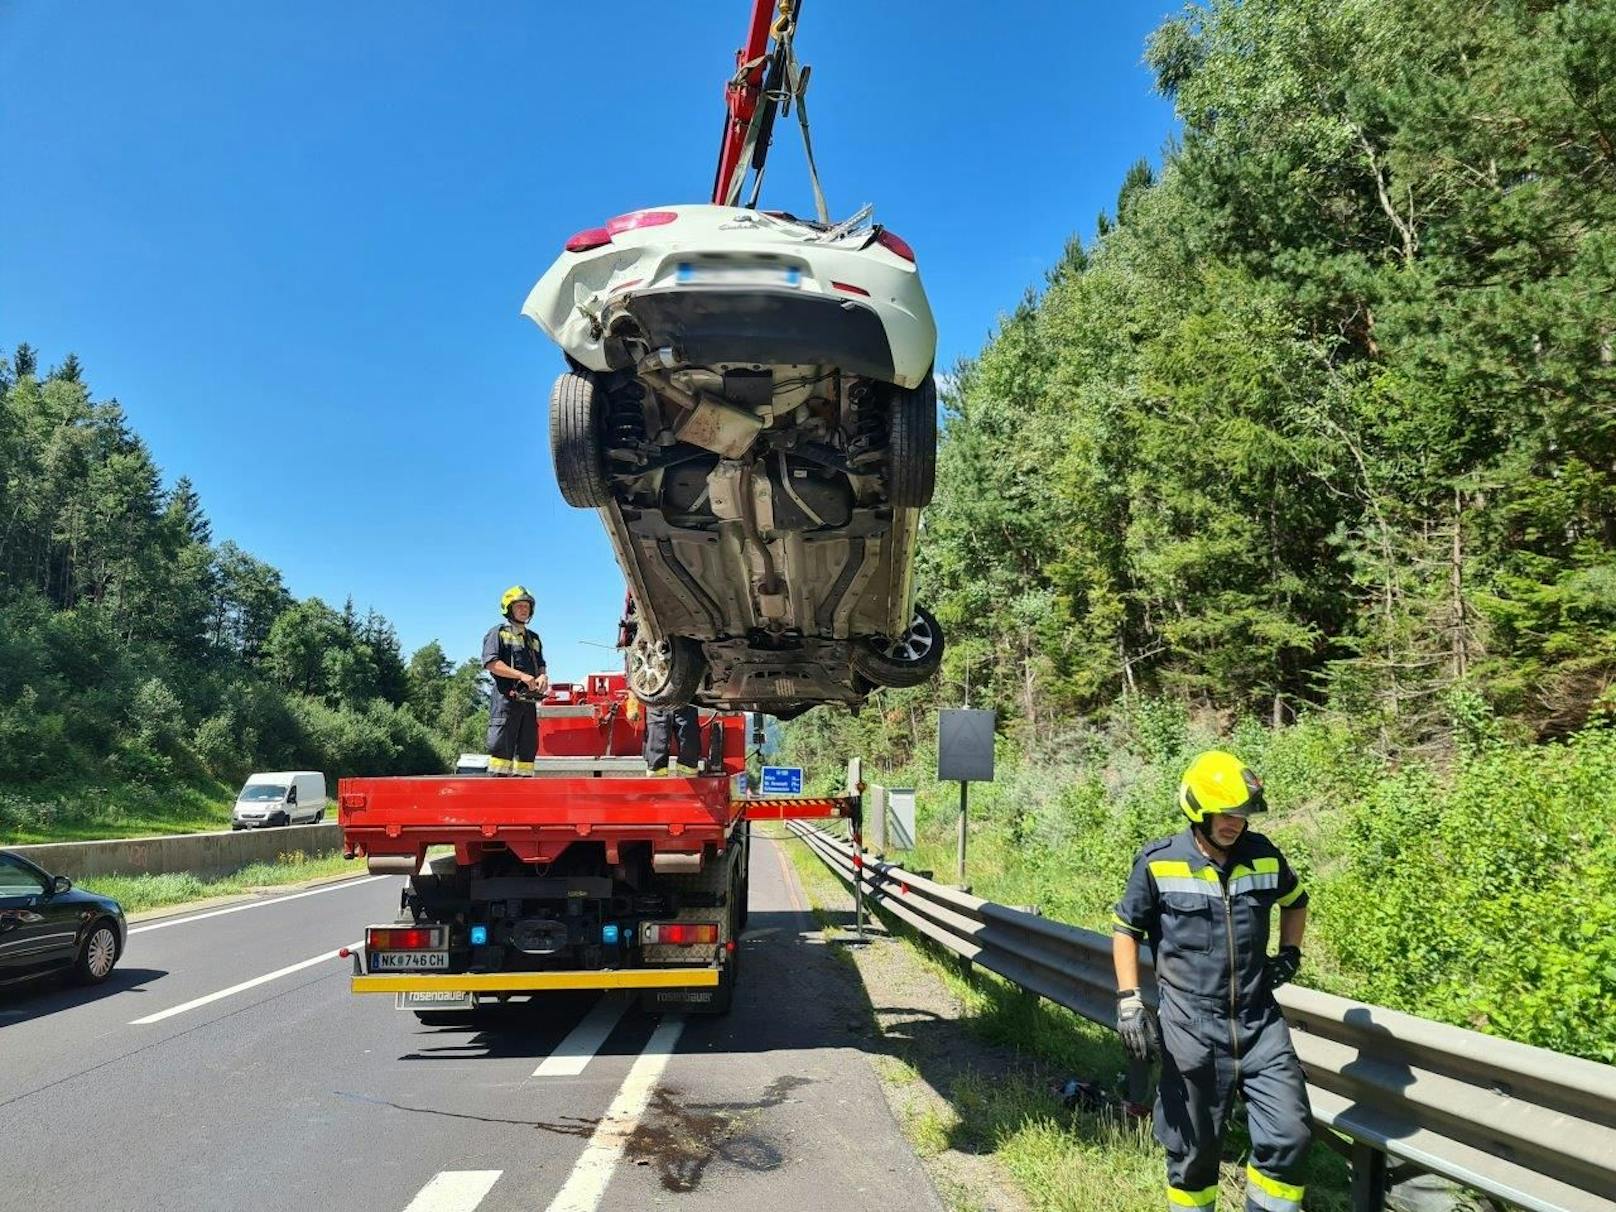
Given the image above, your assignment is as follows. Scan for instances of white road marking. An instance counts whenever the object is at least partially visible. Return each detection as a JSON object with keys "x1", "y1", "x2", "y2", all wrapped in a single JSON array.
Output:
[
  {"x1": 403, "y1": 1170, "x2": 502, "y2": 1212},
  {"x1": 544, "y1": 1015, "x2": 686, "y2": 1212},
  {"x1": 129, "y1": 941, "x2": 360, "y2": 1024},
  {"x1": 532, "y1": 993, "x2": 630, "y2": 1077},
  {"x1": 130, "y1": 875, "x2": 388, "y2": 934}
]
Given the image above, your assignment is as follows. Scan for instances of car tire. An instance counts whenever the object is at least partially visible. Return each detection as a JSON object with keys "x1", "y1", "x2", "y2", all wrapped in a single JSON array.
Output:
[
  {"x1": 626, "y1": 633, "x2": 705, "y2": 706},
  {"x1": 74, "y1": 920, "x2": 120, "y2": 985},
  {"x1": 851, "y1": 604, "x2": 945, "y2": 688},
  {"x1": 888, "y1": 373, "x2": 937, "y2": 507},
  {"x1": 550, "y1": 369, "x2": 611, "y2": 508},
  {"x1": 313, "y1": 809, "x2": 325, "y2": 823}
]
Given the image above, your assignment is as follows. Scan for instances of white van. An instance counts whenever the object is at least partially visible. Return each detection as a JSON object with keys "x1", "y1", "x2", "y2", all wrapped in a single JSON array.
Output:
[{"x1": 230, "y1": 772, "x2": 327, "y2": 830}]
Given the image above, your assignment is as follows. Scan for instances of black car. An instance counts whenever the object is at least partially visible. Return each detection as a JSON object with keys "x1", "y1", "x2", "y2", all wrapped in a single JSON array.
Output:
[{"x1": 0, "y1": 851, "x2": 126, "y2": 987}]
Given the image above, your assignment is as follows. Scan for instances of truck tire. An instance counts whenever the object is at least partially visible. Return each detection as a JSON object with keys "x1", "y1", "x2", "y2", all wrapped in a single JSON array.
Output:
[
  {"x1": 626, "y1": 633, "x2": 704, "y2": 706},
  {"x1": 550, "y1": 370, "x2": 611, "y2": 508},
  {"x1": 888, "y1": 373, "x2": 936, "y2": 507},
  {"x1": 851, "y1": 604, "x2": 945, "y2": 688}
]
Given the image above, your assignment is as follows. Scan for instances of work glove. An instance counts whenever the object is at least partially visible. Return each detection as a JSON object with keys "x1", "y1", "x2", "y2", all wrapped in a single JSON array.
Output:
[
  {"x1": 1265, "y1": 945, "x2": 1303, "y2": 990},
  {"x1": 1116, "y1": 989, "x2": 1161, "y2": 1062}
]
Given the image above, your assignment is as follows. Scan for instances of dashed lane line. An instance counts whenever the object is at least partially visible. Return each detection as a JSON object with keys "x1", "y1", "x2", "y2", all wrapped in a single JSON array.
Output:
[
  {"x1": 403, "y1": 1170, "x2": 503, "y2": 1212},
  {"x1": 532, "y1": 992, "x2": 631, "y2": 1078}
]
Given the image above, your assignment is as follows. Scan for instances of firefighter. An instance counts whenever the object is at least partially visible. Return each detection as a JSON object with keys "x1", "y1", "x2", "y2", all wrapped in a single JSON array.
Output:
[
  {"x1": 643, "y1": 703, "x2": 700, "y2": 776},
  {"x1": 481, "y1": 585, "x2": 548, "y2": 776},
  {"x1": 1112, "y1": 750, "x2": 1312, "y2": 1212}
]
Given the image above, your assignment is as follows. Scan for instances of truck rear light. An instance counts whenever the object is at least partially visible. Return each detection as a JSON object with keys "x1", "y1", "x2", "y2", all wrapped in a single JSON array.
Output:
[
  {"x1": 875, "y1": 228, "x2": 916, "y2": 262},
  {"x1": 642, "y1": 922, "x2": 718, "y2": 945},
  {"x1": 606, "y1": 209, "x2": 678, "y2": 236},
  {"x1": 565, "y1": 227, "x2": 612, "y2": 253},
  {"x1": 367, "y1": 926, "x2": 446, "y2": 951}
]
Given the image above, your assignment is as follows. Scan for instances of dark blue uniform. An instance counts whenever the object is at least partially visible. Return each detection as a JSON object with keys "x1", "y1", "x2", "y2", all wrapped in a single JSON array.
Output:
[
  {"x1": 481, "y1": 623, "x2": 545, "y2": 775},
  {"x1": 1114, "y1": 828, "x2": 1311, "y2": 1212}
]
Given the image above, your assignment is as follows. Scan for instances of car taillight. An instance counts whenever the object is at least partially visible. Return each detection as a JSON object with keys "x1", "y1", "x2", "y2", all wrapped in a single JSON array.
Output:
[
  {"x1": 643, "y1": 922, "x2": 719, "y2": 945},
  {"x1": 366, "y1": 926, "x2": 446, "y2": 950},
  {"x1": 606, "y1": 209, "x2": 678, "y2": 236},
  {"x1": 875, "y1": 228, "x2": 916, "y2": 263},
  {"x1": 565, "y1": 227, "x2": 612, "y2": 253},
  {"x1": 831, "y1": 281, "x2": 870, "y2": 296}
]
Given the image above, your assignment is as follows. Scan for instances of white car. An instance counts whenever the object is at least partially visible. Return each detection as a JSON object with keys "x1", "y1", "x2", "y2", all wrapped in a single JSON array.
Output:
[{"x1": 522, "y1": 203, "x2": 944, "y2": 717}]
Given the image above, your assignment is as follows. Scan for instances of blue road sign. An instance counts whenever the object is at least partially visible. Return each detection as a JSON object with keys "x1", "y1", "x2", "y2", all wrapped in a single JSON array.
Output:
[{"x1": 761, "y1": 765, "x2": 804, "y2": 795}]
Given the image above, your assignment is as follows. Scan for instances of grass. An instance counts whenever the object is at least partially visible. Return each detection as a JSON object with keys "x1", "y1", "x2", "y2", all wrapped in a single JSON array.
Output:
[
  {"x1": 777, "y1": 826, "x2": 1354, "y2": 1212},
  {"x1": 83, "y1": 850, "x2": 356, "y2": 914},
  {"x1": 1, "y1": 777, "x2": 237, "y2": 844}
]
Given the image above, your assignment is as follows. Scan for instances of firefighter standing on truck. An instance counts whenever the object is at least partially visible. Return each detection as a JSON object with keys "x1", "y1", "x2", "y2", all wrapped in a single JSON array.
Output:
[
  {"x1": 482, "y1": 585, "x2": 549, "y2": 776},
  {"x1": 1112, "y1": 751, "x2": 1312, "y2": 1212}
]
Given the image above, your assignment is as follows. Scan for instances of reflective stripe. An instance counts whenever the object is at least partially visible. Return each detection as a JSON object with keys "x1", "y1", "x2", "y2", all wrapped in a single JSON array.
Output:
[
  {"x1": 1150, "y1": 860, "x2": 1213, "y2": 880},
  {"x1": 1155, "y1": 878, "x2": 1223, "y2": 898},
  {"x1": 513, "y1": 760, "x2": 535, "y2": 774},
  {"x1": 1168, "y1": 1184, "x2": 1218, "y2": 1208},
  {"x1": 1112, "y1": 913, "x2": 1143, "y2": 936},
  {"x1": 488, "y1": 757, "x2": 513, "y2": 772},
  {"x1": 1276, "y1": 883, "x2": 1306, "y2": 908},
  {"x1": 1229, "y1": 857, "x2": 1279, "y2": 880},
  {"x1": 1229, "y1": 874, "x2": 1280, "y2": 896},
  {"x1": 1245, "y1": 1166, "x2": 1303, "y2": 1212}
]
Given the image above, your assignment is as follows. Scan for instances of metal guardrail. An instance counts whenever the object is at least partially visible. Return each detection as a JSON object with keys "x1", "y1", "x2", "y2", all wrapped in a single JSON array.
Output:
[{"x1": 787, "y1": 820, "x2": 1616, "y2": 1212}]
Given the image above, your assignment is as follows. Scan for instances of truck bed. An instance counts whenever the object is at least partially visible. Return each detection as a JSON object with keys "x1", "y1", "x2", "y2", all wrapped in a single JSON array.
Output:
[{"x1": 339, "y1": 772, "x2": 742, "y2": 870}]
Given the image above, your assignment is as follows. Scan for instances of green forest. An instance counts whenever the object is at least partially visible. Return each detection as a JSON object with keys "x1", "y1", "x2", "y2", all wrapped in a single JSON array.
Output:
[
  {"x1": 785, "y1": 0, "x2": 1616, "y2": 1061},
  {"x1": 0, "y1": 344, "x2": 484, "y2": 841}
]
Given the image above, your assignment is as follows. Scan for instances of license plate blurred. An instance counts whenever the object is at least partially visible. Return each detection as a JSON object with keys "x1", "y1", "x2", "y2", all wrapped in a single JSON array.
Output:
[
  {"x1": 396, "y1": 991, "x2": 474, "y2": 1011},
  {"x1": 372, "y1": 951, "x2": 449, "y2": 970},
  {"x1": 676, "y1": 262, "x2": 801, "y2": 287}
]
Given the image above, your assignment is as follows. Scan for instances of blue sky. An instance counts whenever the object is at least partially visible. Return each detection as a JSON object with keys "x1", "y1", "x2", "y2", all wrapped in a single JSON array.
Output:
[{"x1": 1, "y1": 1, "x2": 1178, "y2": 677}]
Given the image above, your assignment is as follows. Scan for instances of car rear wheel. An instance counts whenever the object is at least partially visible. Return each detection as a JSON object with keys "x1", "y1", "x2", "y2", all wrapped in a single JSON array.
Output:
[
  {"x1": 626, "y1": 633, "x2": 705, "y2": 706},
  {"x1": 888, "y1": 373, "x2": 937, "y2": 507},
  {"x1": 550, "y1": 370, "x2": 611, "y2": 508},
  {"x1": 74, "y1": 921, "x2": 119, "y2": 985},
  {"x1": 852, "y1": 605, "x2": 945, "y2": 688}
]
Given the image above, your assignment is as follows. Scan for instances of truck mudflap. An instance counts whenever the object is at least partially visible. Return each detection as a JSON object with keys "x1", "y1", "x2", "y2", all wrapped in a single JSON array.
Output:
[{"x1": 351, "y1": 967, "x2": 720, "y2": 995}]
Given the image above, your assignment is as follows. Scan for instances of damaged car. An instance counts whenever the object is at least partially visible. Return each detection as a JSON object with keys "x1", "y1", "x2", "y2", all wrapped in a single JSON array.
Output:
[{"x1": 522, "y1": 203, "x2": 944, "y2": 717}]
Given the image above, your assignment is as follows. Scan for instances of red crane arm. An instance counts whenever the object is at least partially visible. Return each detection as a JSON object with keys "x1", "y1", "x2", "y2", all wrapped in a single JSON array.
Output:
[{"x1": 711, "y1": 0, "x2": 780, "y2": 205}]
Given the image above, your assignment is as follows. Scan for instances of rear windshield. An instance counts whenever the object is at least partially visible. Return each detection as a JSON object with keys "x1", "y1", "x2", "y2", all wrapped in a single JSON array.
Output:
[{"x1": 238, "y1": 784, "x2": 287, "y2": 802}]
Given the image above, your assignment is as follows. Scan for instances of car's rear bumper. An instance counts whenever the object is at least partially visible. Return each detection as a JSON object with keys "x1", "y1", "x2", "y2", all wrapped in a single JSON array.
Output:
[{"x1": 611, "y1": 286, "x2": 897, "y2": 383}]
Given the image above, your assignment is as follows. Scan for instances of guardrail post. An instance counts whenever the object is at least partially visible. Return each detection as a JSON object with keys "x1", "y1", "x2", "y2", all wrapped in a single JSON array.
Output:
[{"x1": 1349, "y1": 1143, "x2": 1388, "y2": 1212}]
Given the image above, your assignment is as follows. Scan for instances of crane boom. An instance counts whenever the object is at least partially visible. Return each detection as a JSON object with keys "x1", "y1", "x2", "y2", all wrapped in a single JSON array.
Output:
[{"x1": 711, "y1": 0, "x2": 800, "y2": 208}]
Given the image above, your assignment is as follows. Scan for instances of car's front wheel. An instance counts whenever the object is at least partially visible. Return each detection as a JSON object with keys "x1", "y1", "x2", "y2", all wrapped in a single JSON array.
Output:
[
  {"x1": 74, "y1": 920, "x2": 119, "y2": 985},
  {"x1": 852, "y1": 605, "x2": 945, "y2": 688},
  {"x1": 626, "y1": 633, "x2": 705, "y2": 707}
]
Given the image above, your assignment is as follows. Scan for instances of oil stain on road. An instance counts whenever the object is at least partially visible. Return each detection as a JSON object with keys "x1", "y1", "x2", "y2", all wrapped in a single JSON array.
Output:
[{"x1": 626, "y1": 1074, "x2": 812, "y2": 1192}]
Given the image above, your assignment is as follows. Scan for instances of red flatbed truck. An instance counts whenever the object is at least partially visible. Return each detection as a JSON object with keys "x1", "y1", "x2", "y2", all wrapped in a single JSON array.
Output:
[{"x1": 339, "y1": 672, "x2": 854, "y2": 1019}]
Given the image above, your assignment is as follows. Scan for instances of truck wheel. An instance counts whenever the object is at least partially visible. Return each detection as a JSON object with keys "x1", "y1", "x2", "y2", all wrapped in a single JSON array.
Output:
[
  {"x1": 626, "y1": 633, "x2": 704, "y2": 706},
  {"x1": 851, "y1": 605, "x2": 945, "y2": 688},
  {"x1": 887, "y1": 373, "x2": 936, "y2": 507},
  {"x1": 550, "y1": 370, "x2": 611, "y2": 508}
]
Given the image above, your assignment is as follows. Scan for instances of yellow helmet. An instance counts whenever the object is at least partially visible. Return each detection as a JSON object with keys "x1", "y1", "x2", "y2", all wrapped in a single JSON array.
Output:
[
  {"x1": 1178, "y1": 750, "x2": 1266, "y2": 824},
  {"x1": 500, "y1": 584, "x2": 536, "y2": 619}
]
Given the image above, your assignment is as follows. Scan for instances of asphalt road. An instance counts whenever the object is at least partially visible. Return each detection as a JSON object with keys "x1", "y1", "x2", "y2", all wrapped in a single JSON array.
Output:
[{"x1": 0, "y1": 837, "x2": 942, "y2": 1212}]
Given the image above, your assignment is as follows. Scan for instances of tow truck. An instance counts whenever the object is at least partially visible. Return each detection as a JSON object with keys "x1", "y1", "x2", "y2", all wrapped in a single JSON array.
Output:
[
  {"x1": 341, "y1": 672, "x2": 856, "y2": 1018},
  {"x1": 342, "y1": 2, "x2": 862, "y2": 1018}
]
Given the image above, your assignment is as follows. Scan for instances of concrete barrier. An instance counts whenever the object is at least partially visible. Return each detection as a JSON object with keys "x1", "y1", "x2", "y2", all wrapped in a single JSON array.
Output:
[{"x1": 8, "y1": 823, "x2": 345, "y2": 881}]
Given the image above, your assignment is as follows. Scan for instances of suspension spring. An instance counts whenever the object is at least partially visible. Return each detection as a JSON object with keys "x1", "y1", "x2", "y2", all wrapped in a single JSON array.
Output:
[{"x1": 606, "y1": 383, "x2": 648, "y2": 451}]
